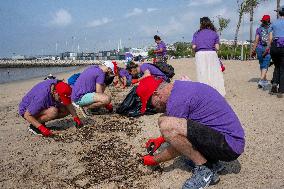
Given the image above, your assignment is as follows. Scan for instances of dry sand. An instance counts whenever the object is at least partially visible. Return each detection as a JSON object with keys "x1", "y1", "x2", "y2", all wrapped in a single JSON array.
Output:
[{"x1": 0, "y1": 59, "x2": 283, "y2": 189}]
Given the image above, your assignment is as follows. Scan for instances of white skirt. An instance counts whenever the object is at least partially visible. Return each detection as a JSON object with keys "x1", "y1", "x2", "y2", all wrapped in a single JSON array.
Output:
[{"x1": 195, "y1": 51, "x2": 226, "y2": 96}]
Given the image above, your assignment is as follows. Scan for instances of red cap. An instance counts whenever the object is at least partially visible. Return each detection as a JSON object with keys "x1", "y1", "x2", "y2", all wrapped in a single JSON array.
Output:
[
  {"x1": 136, "y1": 76, "x2": 163, "y2": 113},
  {"x1": 55, "y1": 82, "x2": 72, "y2": 105},
  {"x1": 261, "y1": 15, "x2": 270, "y2": 22}
]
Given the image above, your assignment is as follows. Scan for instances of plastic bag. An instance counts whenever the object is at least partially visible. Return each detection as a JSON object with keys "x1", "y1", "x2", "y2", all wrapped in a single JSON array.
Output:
[{"x1": 116, "y1": 86, "x2": 156, "y2": 117}]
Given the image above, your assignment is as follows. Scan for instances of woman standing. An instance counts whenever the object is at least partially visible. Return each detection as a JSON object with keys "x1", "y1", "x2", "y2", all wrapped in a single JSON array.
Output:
[
  {"x1": 269, "y1": 5, "x2": 284, "y2": 98},
  {"x1": 252, "y1": 15, "x2": 272, "y2": 89},
  {"x1": 192, "y1": 17, "x2": 225, "y2": 96}
]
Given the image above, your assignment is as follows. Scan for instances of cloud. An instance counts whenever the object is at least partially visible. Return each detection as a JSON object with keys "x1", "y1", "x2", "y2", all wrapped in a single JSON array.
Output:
[
  {"x1": 188, "y1": 0, "x2": 222, "y2": 7},
  {"x1": 86, "y1": 17, "x2": 111, "y2": 28},
  {"x1": 49, "y1": 9, "x2": 72, "y2": 26},
  {"x1": 147, "y1": 8, "x2": 158, "y2": 12},
  {"x1": 125, "y1": 8, "x2": 143, "y2": 17}
]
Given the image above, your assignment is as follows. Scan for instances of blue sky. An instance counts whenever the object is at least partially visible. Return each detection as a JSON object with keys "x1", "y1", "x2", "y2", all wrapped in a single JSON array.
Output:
[{"x1": 0, "y1": 0, "x2": 279, "y2": 57}]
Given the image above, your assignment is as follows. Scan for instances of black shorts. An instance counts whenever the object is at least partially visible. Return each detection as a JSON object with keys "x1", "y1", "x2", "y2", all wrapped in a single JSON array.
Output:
[{"x1": 187, "y1": 120, "x2": 240, "y2": 163}]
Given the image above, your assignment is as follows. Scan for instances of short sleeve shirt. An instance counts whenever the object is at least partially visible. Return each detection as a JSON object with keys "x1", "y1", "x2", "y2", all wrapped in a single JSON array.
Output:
[
  {"x1": 71, "y1": 65, "x2": 105, "y2": 102},
  {"x1": 192, "y1": 29, "x2": 219, "y2": 52},
  {"x1": 18, "y1": 79, "x2": 59, "y2": 117},
  {"x1": 166, "y1": 80, "x2": 245, "y2": 155},
  {"x1": 140, "y1": 63, "x2": 168, "y2": 81},
  {"x1": 255, "y1": 26, "x2": 272, "y2": 48},
  {"x1": 119, "y1": 68, "x2": 132, "y2": 81},
  {"x1": 271, "y1": 18, "x2": 284, "y2": 37},
  {"x1": 156, "y1": 41, "x2": 167, "y2": 57}
]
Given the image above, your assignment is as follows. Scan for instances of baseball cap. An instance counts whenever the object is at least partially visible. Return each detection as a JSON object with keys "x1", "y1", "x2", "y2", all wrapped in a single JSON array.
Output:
[
  {"x1": 55, "y1": 82, "x2": 72, "y2": 105},
  {"x1": 136, "y1": 76, "x2": 163, "y2": 114},
  {"x1": 261, "y1": 15, "x2": 270, "y2": 22},
  {"x1": 104, "y1": 61, "x2": 114, "y2": 73}
]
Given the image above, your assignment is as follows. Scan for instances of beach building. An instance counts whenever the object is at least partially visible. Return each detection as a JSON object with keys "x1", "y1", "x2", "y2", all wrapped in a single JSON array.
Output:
[{"x1": 61, "y1": 52, "x2": 77, "y2": 60}]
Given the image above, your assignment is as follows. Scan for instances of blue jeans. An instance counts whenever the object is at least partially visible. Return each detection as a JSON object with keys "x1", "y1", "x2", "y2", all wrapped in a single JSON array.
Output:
[{"x1": 256, "y1": 46, "x2": 271, "y2": 70}]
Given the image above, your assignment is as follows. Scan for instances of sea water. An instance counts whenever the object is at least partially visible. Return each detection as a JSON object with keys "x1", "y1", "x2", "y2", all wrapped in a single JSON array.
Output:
[{"x1": 0, "y1": 66, "x2": 82, "y2": 84}]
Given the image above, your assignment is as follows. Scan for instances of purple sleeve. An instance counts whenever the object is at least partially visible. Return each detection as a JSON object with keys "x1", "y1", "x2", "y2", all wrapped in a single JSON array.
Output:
[
  {"x1": 27, "y1": 97, "x2": 46, "y2": 116},
  {"x1": 140, "y1": 64, "x2": 147, "y2": 73},
  {"x1": 215, "y1": 33, "x2": 220, "y2": 44},
  {"x1": 96, "y1": 72, "x2": 105, "y2": 84},
  {"x1": 192, "y1": 32, "x2": 197, "y2": 45},
  {"x1": 255, "y1": 28, "x2": 260, "y2": 37}
]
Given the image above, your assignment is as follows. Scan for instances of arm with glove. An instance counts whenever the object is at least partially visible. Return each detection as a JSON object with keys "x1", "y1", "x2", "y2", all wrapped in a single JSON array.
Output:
[
  {"x1": 66, "y1": 104, "x2": 83, "y2": 128},
  {"x1": 23, "y1": 111, "x2": 53, "y2": 137}
]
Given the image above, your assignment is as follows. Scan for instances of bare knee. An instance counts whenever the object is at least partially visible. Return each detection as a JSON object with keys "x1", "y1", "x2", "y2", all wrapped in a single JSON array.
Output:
[
  {"x1": 159, "y1": 117, "x2": 187, "y2": 139},
  {"x1": 45, "y1": 107, "x2": 59, "y2": 119},
  {"x1": 101, "y1": 94, "x2": 111, "y2": 105}
]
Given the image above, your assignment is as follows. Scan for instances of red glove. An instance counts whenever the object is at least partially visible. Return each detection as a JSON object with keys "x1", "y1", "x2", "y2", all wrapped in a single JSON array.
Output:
[
  {"x1": 131, "y1": 79, "x2": 139, "y2": 84},
  {"x1": 145, "y1": 136, "x2": 165, "y2": 155},
  {"x1": 73, "y1": 116, "x2": 82, "y2": 127},
  {"x1": 105, "y1": 103, "x2": 113, "y2": 113},
  {"x1": 38, "y1": 124, "x2": 53, "y2": 137},
  {"x1": 142, "y1": 155, "x2": 158, "y2": 166}
]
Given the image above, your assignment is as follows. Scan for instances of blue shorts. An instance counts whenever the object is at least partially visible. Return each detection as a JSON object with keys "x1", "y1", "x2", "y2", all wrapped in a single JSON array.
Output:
[
  {"x1": 75, "y1": 93, "x2": 96, "y2": 107},
  {"x1": 256, "y1": 47, "x2": 271, "y2": 70}
]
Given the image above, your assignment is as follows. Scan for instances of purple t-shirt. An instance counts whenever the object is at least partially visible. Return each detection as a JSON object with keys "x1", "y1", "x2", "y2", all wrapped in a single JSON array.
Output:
[
  {"x1": 156, "y1": 41, "x2": 167, "y2": 57},
  {"x1": 140, "y1": 63, "x2": 168, "y2": 81},
  {"x1": 192, "y1": 29, "x2": 219, "y2": 52},
  {"x1": 119, "y1": 68, "x2": 132, "y2": 81},
  {"x1": 166, "y1": 80, "x2": 245, "y2": 155},
  {"x1": 71, "y1": 65, "x2": 105, "y2": 102},
  {"x1": 255, "y1": 26, "x2": 272, "y2": 48},
  {"x1": 19, "y1": 79, "x2": 59, "y2": 117}
]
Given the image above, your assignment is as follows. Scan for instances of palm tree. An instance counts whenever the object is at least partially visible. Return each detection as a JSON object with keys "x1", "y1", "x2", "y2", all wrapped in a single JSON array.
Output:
[
  {"x1": 234, "y1": 0, "x2": 266, "y2": 51},
  {"x1": 218, "y1": 17, "x2": 231, "y2": 36}
]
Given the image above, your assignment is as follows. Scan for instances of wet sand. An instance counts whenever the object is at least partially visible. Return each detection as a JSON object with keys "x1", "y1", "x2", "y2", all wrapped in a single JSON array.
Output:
[{"x1": 0, "y1": 59, "x2": 283, "y2": 189}]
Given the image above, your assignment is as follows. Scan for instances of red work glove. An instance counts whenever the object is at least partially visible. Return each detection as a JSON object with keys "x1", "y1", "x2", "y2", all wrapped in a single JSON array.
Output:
[
  {"x1": 38, "y1": 124, "x2": 53, "y2": 137},
  {"x1": 105, "y1": 103, "x2": 113, "y2": 113},
  {"x1": 145, "y1": 136, "x2": 165, "y2": 155},
  {"x1": 73, "y1": 116, "x2": 82, "y2": 128},
  {"x1": 131, "y1": 79, "x2": 139, "y2": 84},
  {"x1": 142, "y1": 155, "x2": 158, "y2": 166}
]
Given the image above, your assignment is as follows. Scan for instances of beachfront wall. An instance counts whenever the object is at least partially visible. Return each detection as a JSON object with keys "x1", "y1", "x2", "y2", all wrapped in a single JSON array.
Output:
[{"x1": 0, "y1": 60, "x2": 100, "y2": 68}]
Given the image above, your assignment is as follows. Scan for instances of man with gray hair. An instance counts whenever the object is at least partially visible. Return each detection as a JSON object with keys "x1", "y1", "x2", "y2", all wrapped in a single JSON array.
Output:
[{"x1": 136, "y1": 76, "x2": 245, "y2": 189}]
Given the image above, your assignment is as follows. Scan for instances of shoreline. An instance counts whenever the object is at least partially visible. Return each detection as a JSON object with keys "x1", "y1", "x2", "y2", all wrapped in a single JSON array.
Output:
[
  {"x1": 0, "y1": 66, "x2": 87, "y2": 86},
  {"x1": 0, "y1": 60, "x2": 103, "y2": 68}
]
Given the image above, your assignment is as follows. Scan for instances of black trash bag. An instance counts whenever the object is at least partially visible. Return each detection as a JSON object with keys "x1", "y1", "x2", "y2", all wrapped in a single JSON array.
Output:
[{"x1": 116, "y1": 86, "x2": 157, "y2": 117}]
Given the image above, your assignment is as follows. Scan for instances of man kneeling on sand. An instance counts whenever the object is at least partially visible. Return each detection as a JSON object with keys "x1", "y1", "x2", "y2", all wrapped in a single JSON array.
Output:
[
  {"x1": 136, "y1": 76, "x2": 245, "y2": 189},
  {"x1": 19, "y1": 80, "x2": 82, "y2": 137}
]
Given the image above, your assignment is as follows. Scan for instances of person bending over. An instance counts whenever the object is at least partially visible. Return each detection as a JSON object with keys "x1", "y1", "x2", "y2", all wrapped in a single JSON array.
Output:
[
  {"x1": 19, "y1": 80, "x2": 82, "y2": 137},
  {"x1": 71, "y1": 61, "x2": 114, "y2": 113},
  {"x1": 136, "y1": 76, "x2": 245, "y2": 189}
]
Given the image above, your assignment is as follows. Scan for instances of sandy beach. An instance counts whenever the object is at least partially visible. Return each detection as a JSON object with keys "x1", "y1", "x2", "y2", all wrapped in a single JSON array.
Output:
[{"x1": 0, "y1": 58, "x2": 283, "y2": 189}]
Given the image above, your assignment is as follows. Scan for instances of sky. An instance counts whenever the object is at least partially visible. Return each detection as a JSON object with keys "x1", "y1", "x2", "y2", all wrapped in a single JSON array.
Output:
[{"x1": 0, "y1": 0, "x2": 279, "y2": 57}]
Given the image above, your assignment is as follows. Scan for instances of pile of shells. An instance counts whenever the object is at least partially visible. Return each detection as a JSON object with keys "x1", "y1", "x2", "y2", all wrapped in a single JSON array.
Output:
[
  {"x1": 96, "y1": 115, "x2": 141, "y2": 136},
  {"x1": 69, "y1": 136, "x2": 146, "y2": 188}
]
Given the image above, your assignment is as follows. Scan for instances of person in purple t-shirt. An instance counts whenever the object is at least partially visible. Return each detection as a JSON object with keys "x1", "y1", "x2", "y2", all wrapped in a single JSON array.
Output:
[
  {"x1": 192, "y1": 17, "x2": 226, "y2": 96},
  {"x1": 18, "y1": 80, "x2": 82, "y2": 137},
  {"x1": 71, "y1": 61, "x2": 114, "y2": 113},
  {"x1": 126, "y1": 62, "x2": 169, "y2": 82},
  {"x1": 136, "y1": 76, "x2": 245, "y2": 189},
  {"x1": 154, "y1": 35, "x2": 167, "y2": 62},
  {"x1": 113, "y1": 67, "x2": 133, "y2": 89},
  {"x1": 252, "y1": 15, "x2": 272, "y2": 89}
]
